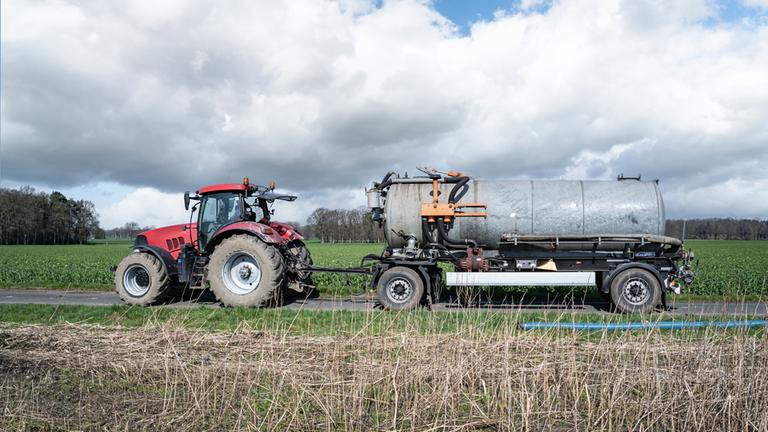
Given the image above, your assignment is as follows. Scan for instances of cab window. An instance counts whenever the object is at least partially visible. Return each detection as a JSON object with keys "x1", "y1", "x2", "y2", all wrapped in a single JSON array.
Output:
[
  {"x1": 244, "y1": 198, "x2": 270, "y2": 223},
  {"x1": 198, "y1": 193, "x2": 242, "y2": 249}
]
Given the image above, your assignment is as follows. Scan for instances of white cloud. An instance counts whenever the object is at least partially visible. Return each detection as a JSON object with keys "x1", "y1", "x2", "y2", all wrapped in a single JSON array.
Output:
[
  {"x1": 2, "y1": 0, "x2": 767, "y2": 225},
  {"x1": 271, "y1": 188, "x2": 367, "y2": 225},
  {"x1": 666, "y1": 178, "x2": 768, "y2": 218},
  {"x1": 742, "y1": 0, "x2": 768, "y2": 9},
  {"x1": 98, "y1": 188, "x2": 189, "y2": 229}
]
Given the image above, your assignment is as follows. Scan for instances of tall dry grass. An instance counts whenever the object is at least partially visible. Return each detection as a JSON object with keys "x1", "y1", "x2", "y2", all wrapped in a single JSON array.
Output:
[{"x1": 1, "y1": 320, "x2": 767, "y2": 431}]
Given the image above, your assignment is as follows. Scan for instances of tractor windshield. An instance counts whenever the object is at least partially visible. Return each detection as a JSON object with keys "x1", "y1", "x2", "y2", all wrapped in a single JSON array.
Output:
[{"x1": 198, "y1": 193, "x2": 242, "y2": 249}]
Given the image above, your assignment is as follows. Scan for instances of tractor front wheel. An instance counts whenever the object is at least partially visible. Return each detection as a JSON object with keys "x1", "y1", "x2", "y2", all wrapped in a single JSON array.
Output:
[
  {"x1": 208, "y1": 235, "x2": 285, "y2": 307},
  {"x1": 115, "y1": 252, "x2": 172, "y2": 306}
]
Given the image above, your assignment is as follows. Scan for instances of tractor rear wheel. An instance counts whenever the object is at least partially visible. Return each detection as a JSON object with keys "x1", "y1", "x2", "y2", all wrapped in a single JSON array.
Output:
[
  {"x1": 208, "y1": 235, "x2": 285, "y2": 307},
  {"x1": 115, "y1": 252, "x2": 172, "y2": 306}
]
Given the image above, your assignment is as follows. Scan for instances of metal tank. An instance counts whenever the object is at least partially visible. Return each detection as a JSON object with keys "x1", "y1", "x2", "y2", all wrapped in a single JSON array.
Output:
[{"x1": 377, "y1": 178, "x2": 666, "y2": 249}]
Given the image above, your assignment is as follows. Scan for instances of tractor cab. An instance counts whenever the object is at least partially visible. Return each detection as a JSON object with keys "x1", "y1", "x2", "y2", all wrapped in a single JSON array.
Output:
[{"x1": 187, "y1": 178, "x2": 297, "y2": 251}]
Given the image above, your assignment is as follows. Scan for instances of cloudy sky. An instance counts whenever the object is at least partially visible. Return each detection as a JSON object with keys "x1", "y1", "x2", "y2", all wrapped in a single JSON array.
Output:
[{"x1": 2, "y1": 0, "x2": 767, "y2": 228}]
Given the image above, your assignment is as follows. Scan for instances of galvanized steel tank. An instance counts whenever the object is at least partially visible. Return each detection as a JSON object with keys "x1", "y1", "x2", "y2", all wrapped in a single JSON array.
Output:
[{"x1": 380, "y1": 179, "x2": 666, "y2": 249}]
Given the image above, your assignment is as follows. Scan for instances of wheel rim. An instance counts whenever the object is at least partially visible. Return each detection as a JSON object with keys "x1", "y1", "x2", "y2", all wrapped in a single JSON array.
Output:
[
  {"x1": 386, "y1": 277, "x2": 413, "y2": 304},
  {"x1": 221, "y1": 252, "x2": 262, "y2": 295},
  {"x1": 123, "y1": 264, "x2": 151, "y2": 297},
  {"x1": 623, "y1": 277, "x2": 650, "y2": 305}
]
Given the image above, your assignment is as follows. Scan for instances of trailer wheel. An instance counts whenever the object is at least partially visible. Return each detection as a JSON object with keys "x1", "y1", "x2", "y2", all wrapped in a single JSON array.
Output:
[
  {"x1": 609, "y1": 268, "x2": 661, "y2": 314},
  {"x1": 115, "y1": 253, "x2": 171, "y2": 306},
  {"x1": 376, "y1": 267, "x2": 424, "y2": 311},
  {"x1": 208, "y1": 235, "x2": 285, "y2": 307}
]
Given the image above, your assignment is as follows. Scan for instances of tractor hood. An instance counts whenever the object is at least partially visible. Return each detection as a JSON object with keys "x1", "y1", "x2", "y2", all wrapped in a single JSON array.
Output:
[{"x1": 135, "y1": 223, "x2": 197, "y2": 259}]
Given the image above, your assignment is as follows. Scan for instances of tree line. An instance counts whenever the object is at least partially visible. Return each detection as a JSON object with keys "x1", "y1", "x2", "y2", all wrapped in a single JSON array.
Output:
[
  {"x1": 666, "y1": 219, "x2": 768, "y2": 241},
  {"x1": 0, "y1": 187, "x2": 99, "y2": 245},
  {"x1": 302, "y1": 207, "x2": 385, "y2": 243},
  {"x1": 99, "y1": 222, "x2": 155, "y2": 240}
]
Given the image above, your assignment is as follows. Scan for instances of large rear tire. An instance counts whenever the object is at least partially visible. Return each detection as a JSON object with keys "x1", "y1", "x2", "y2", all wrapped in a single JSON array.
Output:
[
  {"x1": 208, "y1": 235, "x2": 285, "y2": 307},
  {"x1": 609, "y1": 268, "x2": 661, "y2": 314},
  {"x1": 115, "y1": 253, "x2": 172, "y2": 306}
]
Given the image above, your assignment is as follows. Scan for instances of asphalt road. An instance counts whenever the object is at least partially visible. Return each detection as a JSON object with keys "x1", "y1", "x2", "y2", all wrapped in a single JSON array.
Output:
[{"x1": 0, "y1": 288, "x2": 765, "y2": 316}]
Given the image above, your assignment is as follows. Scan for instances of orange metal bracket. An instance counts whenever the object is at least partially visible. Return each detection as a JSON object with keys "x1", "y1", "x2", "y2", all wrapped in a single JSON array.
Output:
[{"x1": 420, "y1": 174, "x2": 487, "y2": 223}]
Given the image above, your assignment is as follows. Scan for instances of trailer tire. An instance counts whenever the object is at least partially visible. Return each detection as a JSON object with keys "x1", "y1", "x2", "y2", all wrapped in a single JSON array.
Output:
[
  {"x1": 376, "y1": 266, "x2": 424, "y2": 311},
  {"x1": 208, "y1": 234, "x2": 285, "y2": 307},
  {"x1": 115, "y1": 252, "x2": 172, "y2": 306},
  {"x1": 609, "y1": 268, "x2": 661, "y2": 314}
]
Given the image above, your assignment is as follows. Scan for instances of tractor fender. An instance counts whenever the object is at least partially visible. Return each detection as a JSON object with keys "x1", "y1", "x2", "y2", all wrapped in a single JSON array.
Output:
[
  {"x1": 269, "y1": 221, "x2": 305, "y2": 241},
  {"x1": 601, "y1": 262, "x2": 663, "y2": 294},
  {"x1": 205, "y1": 222, "x2": 284, "y2": 253},
  {"x1": 131, "y1": 245, "x2": 178, "y2": 276}
]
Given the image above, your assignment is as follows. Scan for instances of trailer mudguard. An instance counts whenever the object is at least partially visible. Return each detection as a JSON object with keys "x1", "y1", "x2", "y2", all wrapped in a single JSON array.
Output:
[
  {"x1": 131, "y1": 245, "x2": 178, "y2": 276},
  {"x1": 601, "y1": 262, "x2": 664, "y2": 294}
]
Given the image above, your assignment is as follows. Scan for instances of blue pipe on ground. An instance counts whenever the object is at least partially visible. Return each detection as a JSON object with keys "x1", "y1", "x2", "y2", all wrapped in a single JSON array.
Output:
[{"x1": 520, "y1": 320, "x2": 768, "y2": 331}]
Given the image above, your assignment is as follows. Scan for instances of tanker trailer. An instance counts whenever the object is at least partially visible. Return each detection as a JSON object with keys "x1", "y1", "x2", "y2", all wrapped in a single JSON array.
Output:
[{"x1": 364, "y1": 168, "x2": 695, "y2": 313}]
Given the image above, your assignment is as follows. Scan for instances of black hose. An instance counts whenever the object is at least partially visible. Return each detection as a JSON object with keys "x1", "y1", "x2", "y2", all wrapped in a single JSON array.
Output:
[
  {"x1": 421, "y1": 218, "x2": 435, "y2": 243},
  {"x1": 448, "y1": 176, "x2": 469, "y2": 204},
  {"x1": 377, "y1": 171, "x2": 396, "y2": 192},
  {"x1": 436, "y1": 219, "x2": 478, "y2": 249}
]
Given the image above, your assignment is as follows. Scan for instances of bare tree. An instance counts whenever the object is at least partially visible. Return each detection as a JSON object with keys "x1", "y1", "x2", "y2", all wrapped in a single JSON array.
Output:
[{"x1": 304, "y1": 207, "x2": 385, "y2": 243}]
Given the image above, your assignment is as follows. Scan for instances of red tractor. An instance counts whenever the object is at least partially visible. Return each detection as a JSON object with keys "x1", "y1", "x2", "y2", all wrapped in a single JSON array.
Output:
[{"x1": 114, "y1": 178, "x2": 313, "y2": 307}]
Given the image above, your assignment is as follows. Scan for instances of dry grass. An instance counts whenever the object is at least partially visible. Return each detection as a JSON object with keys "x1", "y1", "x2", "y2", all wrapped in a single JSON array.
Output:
[{"x1": 1, "y1": 323, "x2": 767, "y2": 431}]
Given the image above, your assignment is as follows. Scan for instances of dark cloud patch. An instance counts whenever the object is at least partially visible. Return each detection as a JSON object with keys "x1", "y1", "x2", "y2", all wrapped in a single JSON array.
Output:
[{"x1": 2, "y1": 0, "x2": 767, "y2": 222}]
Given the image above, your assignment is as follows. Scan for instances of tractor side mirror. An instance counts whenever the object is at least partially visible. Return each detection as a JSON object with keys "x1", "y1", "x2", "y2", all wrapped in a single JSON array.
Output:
[{"x1": 184, "y1": 191, "x2": 191, "y2": 210}]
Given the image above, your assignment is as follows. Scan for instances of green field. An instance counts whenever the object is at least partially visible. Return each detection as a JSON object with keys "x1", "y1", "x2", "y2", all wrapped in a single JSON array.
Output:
[
  {"x1": 0, "y1": 240, "x2": 766, "y2": 298},
  {"x1": 0, "y1": 241, "x2": 380, "y2": 294}
]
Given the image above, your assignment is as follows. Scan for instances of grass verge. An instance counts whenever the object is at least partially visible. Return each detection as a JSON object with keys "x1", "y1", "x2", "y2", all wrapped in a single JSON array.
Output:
[{"x1": 0, "y1": 303, "x2": 764, "y2": 338}]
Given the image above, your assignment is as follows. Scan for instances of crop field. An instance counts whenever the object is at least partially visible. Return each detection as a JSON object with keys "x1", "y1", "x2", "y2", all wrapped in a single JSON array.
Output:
[
  {"x1": 687, "y1": 240, "x2": 768, "y2": 297},
  {"x1": 0, "y1": 241, "x2": 380, "y2": 294},
  {"x1": 0, "y1": 240, "x2": 766, "y2": 298}
]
